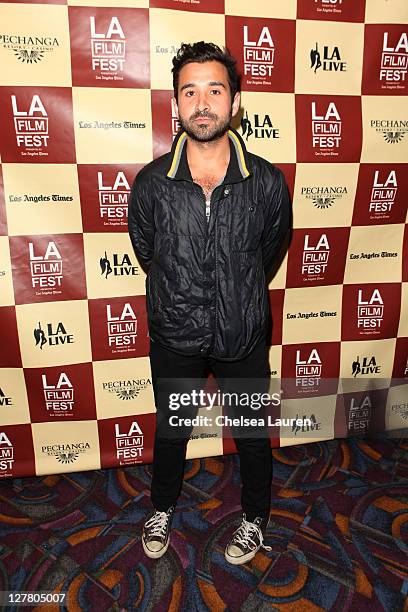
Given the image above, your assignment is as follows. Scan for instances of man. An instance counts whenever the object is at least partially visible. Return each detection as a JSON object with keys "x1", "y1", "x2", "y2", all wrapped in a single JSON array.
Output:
[{"x1": 128, "y1": 41, "x2": 290, "y2": 565}]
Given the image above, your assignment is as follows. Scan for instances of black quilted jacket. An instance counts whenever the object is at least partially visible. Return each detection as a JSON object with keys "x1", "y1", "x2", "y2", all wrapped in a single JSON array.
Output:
[{"x1": 128, "y1": 127, "x2": 290, "y2": 361}]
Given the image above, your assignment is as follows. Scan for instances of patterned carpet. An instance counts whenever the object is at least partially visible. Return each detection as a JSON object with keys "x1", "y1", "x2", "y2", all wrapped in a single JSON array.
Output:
[{"x1": 0, "y1": 438, "x2": 407, "y2": 611}]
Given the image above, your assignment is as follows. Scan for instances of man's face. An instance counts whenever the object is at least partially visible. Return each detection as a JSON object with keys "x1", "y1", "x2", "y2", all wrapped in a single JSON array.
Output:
[{"x1": 174, "y1": 60, "x2": 240, "y2": 142}]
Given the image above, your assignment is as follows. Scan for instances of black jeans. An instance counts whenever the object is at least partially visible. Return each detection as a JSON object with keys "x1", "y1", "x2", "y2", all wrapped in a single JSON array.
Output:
[{"x1": 148, "y1": 338, "x2": 272, "y2": 521}]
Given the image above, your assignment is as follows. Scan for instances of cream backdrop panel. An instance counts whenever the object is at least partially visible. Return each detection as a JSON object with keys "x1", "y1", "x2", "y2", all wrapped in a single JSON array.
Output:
[
  {"x1": 233, "y1": 92, "x2": 296, "y2": 163},
  {"x1": 0, "y1": 368, "x2": 30, "y2": 426},
  {"x1": 385, "y1": 384, "x2": 408, "y2": 431},
  {"x1": 339, "y1": 338, "x2": 395, "y2": 393},
  {"x1": 93, "y1": 356, "x2": 155, "y2": 419},
  {"x1": 283, "y1": 285, "x2": 342, "y2": 344},
  {"x1": 365, "y1": 0, "x2": 408, "y2": 23},
  {"x1": 293, "y1": 163, "x2": 358, "y2": 229},
  {"x1": 84, "y1": 232, "x2": 146, "y2": 298},
  {"x1": 398, "y1": 283, "x2": 408, "y2": 338},
  {"x1": 32, "y1": 420, "x2": 100, "y2": 476},
  {"x1": 295, "y1": 20, "x2": 364, "y2": 95},
  {"x1": 268, "y1": 345, "x2": 282, "y2": 379},
  {"x1": 3, "y1": 164, "x2": 82, "y2": 236},
  {"x1": 0, "y1": 4, "x2": 72, "y2": 87},
  {"x1": 279, "y1": 394, "x2": 337, "y2": 446},
  {"x1": 15, "y1": 300, "x2": 92, "y2": 368},
  {"x1": 72, "y1": 87, "x2": 152, "y2": 163},
  {"x1": 361, "y1": 96, "x2": 408, "y2": 163},
  {"x1": 344, "y1": 224, "x2": 404, "y2": 284},
  {"x1": 149, "y1": 8, "x2": 225, "y2": 90},
  {"x1": 0, "y1": 237, "x2": 14, "y2": 307},
  {"x1": 225, "y1": 0, "x2": 296, "y2": 19},
  {"x1": 268, "y1": 251, "x2": 288, "y2": 290}
]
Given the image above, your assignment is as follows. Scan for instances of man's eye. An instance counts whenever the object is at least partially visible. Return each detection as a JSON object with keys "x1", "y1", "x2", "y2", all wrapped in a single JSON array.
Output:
[
  {"x1": 185, "y1": 91, "x2": 194, "y2": 97},
  {"x1": 211, "y1": 89, "x2": 221, "y2": 94}
]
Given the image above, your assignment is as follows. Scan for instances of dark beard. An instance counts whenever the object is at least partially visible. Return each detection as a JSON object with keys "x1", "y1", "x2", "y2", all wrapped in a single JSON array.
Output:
[{"x1": 178, "y1": 109, "x2": 232, "y2": 142}]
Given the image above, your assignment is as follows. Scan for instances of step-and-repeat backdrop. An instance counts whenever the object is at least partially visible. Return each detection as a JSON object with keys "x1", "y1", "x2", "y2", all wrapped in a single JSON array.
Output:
[{"x1": 0, "y1": 0, "x2": 407, "y2": 478}]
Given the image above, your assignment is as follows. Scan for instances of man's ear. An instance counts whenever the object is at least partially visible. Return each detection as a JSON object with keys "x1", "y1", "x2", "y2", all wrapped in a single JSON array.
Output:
[
  {"x1": 172, "y1": 97, "x2": 179, "y2": 118},
  {"x1": 231, "y1": 91, "x2": 240, "y2": 117}
]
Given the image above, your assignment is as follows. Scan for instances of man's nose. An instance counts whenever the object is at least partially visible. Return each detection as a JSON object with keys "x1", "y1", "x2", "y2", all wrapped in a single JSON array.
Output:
[{"x1": 196, "y1": 92, "x2": 210, "y2": 112}]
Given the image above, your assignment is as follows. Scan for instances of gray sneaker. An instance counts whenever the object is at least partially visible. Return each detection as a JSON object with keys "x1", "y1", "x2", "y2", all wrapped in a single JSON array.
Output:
[
  {"x1": 142, "y1": 506, "x2": 175, "y2": 559},
  {"x1": 225, "y1": 513, "x2": 272, "y2": 565}
]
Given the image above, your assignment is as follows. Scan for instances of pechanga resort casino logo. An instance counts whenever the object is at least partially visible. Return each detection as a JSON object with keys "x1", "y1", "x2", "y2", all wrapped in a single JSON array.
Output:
[
  {"x1": 34, "y1": 321, "x2": 74, "y2": 350},
  {"x1": 310, "y1": 43, "x2": 346, "y2": 73},
  {"x1": 0, "y1": 33, "x2": 59, "y2": 64},
  {"x1": 102, "y1": 378, "x2": 151, "y2": 401},
  {"x1": 370, "y1": 119, "x2": 408, "y2": 144},
  {"x1": 240, "y1": 110, "x2": 279, "y2": 141},
  {"x1": 301, "y1": 184, "x2": 347, "y2": 209},
  {"x1": 41, "y1": 441, "x2": 90, "y2": 465}
]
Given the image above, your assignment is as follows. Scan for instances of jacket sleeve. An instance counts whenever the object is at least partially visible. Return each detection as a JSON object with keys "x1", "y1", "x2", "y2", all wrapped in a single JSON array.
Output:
[
  {"x1": 262, "y1": 167, "x2": 291, "y2": 277},
  {"x1": 128, "y1": 172, "x2": 155, "y2": 274}
]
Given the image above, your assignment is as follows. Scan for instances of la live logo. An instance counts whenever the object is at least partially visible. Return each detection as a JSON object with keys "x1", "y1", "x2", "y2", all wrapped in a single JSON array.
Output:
[{"x1": 12, "y1": 95, "x2": 49, "y2": 148}]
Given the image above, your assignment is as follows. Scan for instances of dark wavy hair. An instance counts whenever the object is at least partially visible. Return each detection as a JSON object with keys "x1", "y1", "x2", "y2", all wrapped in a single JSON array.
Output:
[{"x1": 172, "y1": 41, "x2": 240, "y2": 102}]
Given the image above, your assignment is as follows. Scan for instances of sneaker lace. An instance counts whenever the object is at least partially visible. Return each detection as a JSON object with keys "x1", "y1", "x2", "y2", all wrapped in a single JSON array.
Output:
[
  {"x1": 144, "y1": 511, "x2": 170, "y2": 537},
  {"x1": 233, "y1": 518, "x2": 272, "y2": 552}
]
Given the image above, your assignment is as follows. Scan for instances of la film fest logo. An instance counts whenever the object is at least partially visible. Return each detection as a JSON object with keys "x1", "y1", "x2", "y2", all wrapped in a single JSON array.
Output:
[
  {"x1": 0, "y1": 32, "x2": 59, "y2": 64},
  {"x1": 311, "y1": 101, "x2": 341, "y2": 152},
  {"x1": 102, "y1": 377, "x2": 151, "y2": 400},
  {"x1": 29, "y1": 240, "x2": 63, "y2": 296},
  {"x1": 370, "y1": 169, "x2": 397, "y2": 216},
  {"x1": 243, "y1": 24, "x2": 274, "y2": 82},
  {"x1": 41, "y1": 441, "x2": 90, "y2": 464},
  {"x1": 302, "y1": 233, "x2": 330, "y2": 280},
  {"x1": 370, "y1": 119, "x2": 408, "y2": 144},
  {"x1": 90, "y1": 15, "x2": 126, "y2": 80},
  {"x1": 115, "y1": 420, "x2": 144, "y2": 464},
  {"x1": 348, "y1": 395, "x2": 372, "y2": 432},
  {"x1": 100, "y1": 250, "x2": 139, "y2": 279},
  {"x1": 0, "y1": 387, "x2": 13, "y2": 407},
  {"x1": 34, "y1": 321, "x2": 74, "y2": 350},
  {"x1": 106, "y1": 302, "x2": 137, "y2": 351},
  {"x1": 0, "y1": 432, "x2": 14, "y2": 475},
  {"x1": 98, "y1": 170, "x2": 130, "y2": 224},
  {"x1": 351, "y1": 356, "x2": 381, "y2": 378},
  {"x1": 310, "y1": 42, "x2": 346, "y2": 73},
  {"x1": 357, "y1": 288, "x2": 384, "y2": 331},
  {"x1": 42, "y1": 372, "x2": 74, "y2": 415},
  {"x1": 380, "y1": 32, "x2": 408, "y2": 85},
  {"x1": 314, "y1": 0, "x2": 344, "y2": 15},
  {"x1": 12, "y1": 94, "x2": 49, "y2": 150},
  {"x1": 301, "y1": 184, "x2": 347, "y2": 209},
  {"x1": 240, "y1": 110, "x2": 279, "y2": 141},
  {"x1": 295, "y1": 348, "x2": 322, "y2": 390}
]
